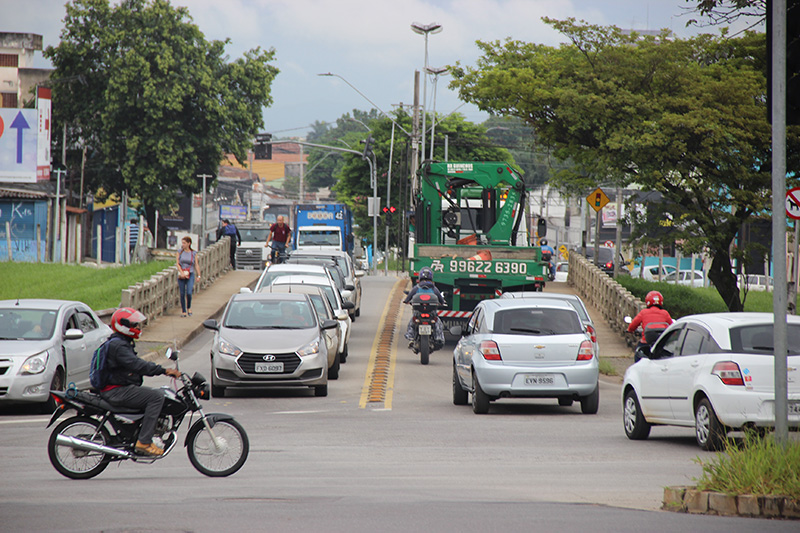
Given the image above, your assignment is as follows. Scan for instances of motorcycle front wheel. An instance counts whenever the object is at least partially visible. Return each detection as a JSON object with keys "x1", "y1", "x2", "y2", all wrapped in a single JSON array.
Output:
[
  {"x1": 48, "y1": 416, "x2": 111, "y2": 479},
  {"x1": 419, "y1": 335, "x2": 430, "y2": 365},
  {"x1": 186, "y1": 418, "x2": 249, "y2": 477}
]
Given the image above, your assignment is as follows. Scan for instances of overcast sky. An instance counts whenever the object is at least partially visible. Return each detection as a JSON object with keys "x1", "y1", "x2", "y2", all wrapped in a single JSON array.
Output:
[{"x1": 4, "y1": 0, "x2": 763, "y2": 137}]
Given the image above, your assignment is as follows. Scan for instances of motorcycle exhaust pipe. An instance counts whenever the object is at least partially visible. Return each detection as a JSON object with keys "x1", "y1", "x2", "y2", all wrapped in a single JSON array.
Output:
[{"x1": 55, "y1": 434, "x2": 133, "y2": 459}]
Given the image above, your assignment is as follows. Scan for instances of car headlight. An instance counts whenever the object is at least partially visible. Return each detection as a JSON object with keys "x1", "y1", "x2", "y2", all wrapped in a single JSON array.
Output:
[
  {"x1": 297, "y1": 339, "x2": 320, "y2": 357},
  {"x1": 218, "y1": 338, "x2": 243, "y2": 357},
  {"x1": 20, "y1": 351, "x2": 49, "y2": 375}
]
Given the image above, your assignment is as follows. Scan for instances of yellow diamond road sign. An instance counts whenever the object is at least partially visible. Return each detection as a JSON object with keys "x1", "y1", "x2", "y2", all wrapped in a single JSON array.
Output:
[{"x1": 586, "y1": 187, "x2": 610, "y2": 212}]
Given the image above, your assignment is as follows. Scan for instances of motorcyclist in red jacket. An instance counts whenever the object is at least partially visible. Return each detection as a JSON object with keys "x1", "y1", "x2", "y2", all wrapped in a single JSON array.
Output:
[{"x1": 627, "y1": 291, "x2": 673, "y2": 360}]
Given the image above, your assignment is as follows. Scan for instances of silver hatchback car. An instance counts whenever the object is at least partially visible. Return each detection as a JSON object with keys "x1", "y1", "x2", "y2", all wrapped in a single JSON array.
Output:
[
  {"x1": 452, "y1": 299, "x2": 599, "y2": 415},
  {"x1": 203, "y1": 293, "x2": 338, "y2": 398}
]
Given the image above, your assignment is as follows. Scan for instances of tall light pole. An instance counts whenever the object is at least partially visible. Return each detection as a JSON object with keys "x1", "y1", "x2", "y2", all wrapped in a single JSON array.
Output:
[
  {"x1": 349, "y1": 117, "x2": 371, "y2": 131},
  {"x1": 411, "y1": 22, "x2": 442, "y2": 163},
  {"x1": 425, "y1": 66, "x2": 448, "y2": 160}
]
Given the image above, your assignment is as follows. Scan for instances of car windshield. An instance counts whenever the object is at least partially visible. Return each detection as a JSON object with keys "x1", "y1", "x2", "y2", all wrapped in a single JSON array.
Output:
[
  {"x1": 0, "y1": 308, "x2": 57, "y2": 340},
  {"x1": 730, "y1": 324, "x2": 800, "y2": 355},
  {"x1": 298, "y1": 230, "x2": 340, "y2": 246},
  {"x1": 258, "y1": 270, "x2": 327, "y2": 289},
  {"x1": 492, "y1": 308, "x2": 583, "y2": 335},
  {"x1": 239, "y1": 228, "x2": 270, "y2": 242},
  {"x1": 224, "y1": 300, "x2": 316, "y2": 329}
]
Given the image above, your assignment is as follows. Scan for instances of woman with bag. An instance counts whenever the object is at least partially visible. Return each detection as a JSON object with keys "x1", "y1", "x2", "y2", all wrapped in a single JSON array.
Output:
[{"x1": 176, "y1": 236, "x2": 201, "y2": 317}]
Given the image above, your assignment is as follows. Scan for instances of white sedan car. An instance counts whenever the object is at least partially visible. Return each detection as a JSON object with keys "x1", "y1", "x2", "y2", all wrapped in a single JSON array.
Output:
[{"x1": 622, "y1": 312, "x2": 800, "y2": 451}]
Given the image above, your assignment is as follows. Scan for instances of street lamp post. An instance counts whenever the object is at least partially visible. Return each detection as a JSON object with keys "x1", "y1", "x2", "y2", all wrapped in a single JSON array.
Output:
[
  {"x1": 425, "y1": 66, "x2": 448, "y2": 160},
  {"x1": 349, "y1": 117, "x2": 371, "y2": 131},
  {"x1": 411, "y1": 22, "x2": 442, "y2": 162}
]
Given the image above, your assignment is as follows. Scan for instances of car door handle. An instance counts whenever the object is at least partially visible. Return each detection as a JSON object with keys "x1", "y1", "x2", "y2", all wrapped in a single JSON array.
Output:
[
  {"x1": 661, "y1": 367, "x2": 668, "y2": 372},
  {"x1": 691, "y1": 362, "x2": 700, "y2": 368}
]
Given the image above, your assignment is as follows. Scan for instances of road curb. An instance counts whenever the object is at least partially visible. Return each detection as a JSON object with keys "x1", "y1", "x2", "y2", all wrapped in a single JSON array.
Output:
[{"x1": 663, "y1": 486, "x2": 800, "y2": 519}]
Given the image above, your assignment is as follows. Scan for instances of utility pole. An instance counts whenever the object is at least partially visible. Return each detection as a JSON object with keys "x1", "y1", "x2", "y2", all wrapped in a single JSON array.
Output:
[
  {"x1": 411, "y1": 71, "x2": 421, "y2": 195},
  {"x1": 52, "y1": 168, "x2": 67, "y2": 263},
  {"x1": 197, "y1": 174, "x2": 213, "y2": 251}
]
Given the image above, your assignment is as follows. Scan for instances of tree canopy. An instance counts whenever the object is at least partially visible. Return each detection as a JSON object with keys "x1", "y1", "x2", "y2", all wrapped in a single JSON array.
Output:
[
  {"x1": 450, "y1": 18, "x2": 799, "y2": 311},
  {"x1": 45, "y1": 0, "x2": 278, "y2": 213}
]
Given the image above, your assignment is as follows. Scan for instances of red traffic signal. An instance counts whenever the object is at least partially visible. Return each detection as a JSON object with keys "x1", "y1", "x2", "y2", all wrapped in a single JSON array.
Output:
[{"x1": 382, "y1": 206, "x2": 397, "y2": 214}]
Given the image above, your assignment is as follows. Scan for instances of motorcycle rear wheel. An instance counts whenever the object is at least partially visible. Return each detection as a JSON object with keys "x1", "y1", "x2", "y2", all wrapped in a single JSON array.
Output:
[
  {"x1": 419, "y1": 336, "x2": 430, "y2": 365},
  {"x1": 187, "y1": 419, "x2": 249, "y2": 477},
  {"x1": 48, "y1": 416, "x2": 111, "y2": 479}
]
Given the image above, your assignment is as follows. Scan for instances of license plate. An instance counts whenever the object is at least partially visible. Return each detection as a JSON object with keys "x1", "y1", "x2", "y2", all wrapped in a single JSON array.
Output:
[
  {"x1": 254, "y1": 362, "x2": 284, "y2": 373},
  {"x1": 790, "y1": 402, "x2": 800, "y2": 415},
  {"x1": 525, "y1": 374, "x2": 555, "y2": 386},
  {"x1": 419, "y1": 324, "x2": 432, "y2": 335}
]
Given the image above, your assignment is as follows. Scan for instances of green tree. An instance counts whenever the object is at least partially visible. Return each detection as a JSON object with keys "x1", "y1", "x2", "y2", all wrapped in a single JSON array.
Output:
[
  {"x1": 450, "y1": 19, "x2": 799, "y2": 311},
  {"x1": 45, "y1": 0, "x2": 278, "y2": 213}
]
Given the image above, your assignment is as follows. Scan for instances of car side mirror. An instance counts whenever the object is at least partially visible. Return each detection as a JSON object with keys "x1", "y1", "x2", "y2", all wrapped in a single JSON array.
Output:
[
  {"x1": 64, "y1": 328, "x2": 85, "y2": 340},
  {"x1": 239, "y1": 287, "x2": 253, "y2": 294},
  {"x1": 321, "y1": 319, "x2": 338, "y2": 330},
  {"x1": 341, "y1": 290, "x2": 353, "y2": 300},
  {"x1": 341, "y1": 301, "x2": 355, "y2": 310},
  {"x1": 203, "y1": 319, "x2": 219, "y2": 331},
  {"x1": 345, "y1": 284, "x2": 355, "y2": 291},
  {"x1": 336, "y1": 310, "x2": 349, "y2": 321},
  {"x1": 449, "y1": 326, "x2": 463, "y2": 336},
  {"x1": 355, "y1": 270, "x2": 366, "y2": 278}
]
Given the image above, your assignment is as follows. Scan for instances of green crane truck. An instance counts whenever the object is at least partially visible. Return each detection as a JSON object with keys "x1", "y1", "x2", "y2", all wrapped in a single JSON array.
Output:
[{"x1": 410, "y1": 161, "x2": 550, "y2": 329}]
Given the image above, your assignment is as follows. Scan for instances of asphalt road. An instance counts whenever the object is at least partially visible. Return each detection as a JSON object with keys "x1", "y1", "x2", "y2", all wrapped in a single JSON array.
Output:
[{"x1": 0, "y1": 275, "x2": 794, "y2": 532}]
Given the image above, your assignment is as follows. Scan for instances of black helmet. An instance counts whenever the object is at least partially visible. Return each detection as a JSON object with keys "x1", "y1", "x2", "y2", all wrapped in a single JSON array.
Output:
[
  {"x1": 539, "y1": 238, "x2": 548, "y2": 246},
  {"x1": 419, "y1": 267, "x2": 433, "y2": 281}
]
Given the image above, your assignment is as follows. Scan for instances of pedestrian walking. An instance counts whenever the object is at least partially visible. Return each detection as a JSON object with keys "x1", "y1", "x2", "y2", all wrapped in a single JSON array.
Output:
[
  {"x1": 217, "y1": 219, "x2": 241, "y2": 269},
  {"x1": 176, "y1": 236, "x2": 201, "y2": 317}
]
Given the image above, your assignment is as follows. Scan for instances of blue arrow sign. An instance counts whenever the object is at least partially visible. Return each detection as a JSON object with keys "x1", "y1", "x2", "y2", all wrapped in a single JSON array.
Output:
[{"x1": 10, "y1": 112, "x2": 30, "y2": 164}]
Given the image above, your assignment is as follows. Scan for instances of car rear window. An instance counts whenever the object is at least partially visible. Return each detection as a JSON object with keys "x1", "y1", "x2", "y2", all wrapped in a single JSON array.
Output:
[
  {"x1": 730, "y1": 324, "x2": 800, "y2": 355},
  {"x1": 493, "y1": 308, "x2": 583, "y2": 335},
  {"x1": 224, "y1": 300, "x2": 316, "y2": 329}
]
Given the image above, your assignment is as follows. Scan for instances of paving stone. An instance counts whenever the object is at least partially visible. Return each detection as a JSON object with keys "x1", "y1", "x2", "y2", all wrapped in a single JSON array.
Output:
[
  {"x1": 761, "y1": 496, "x2": 783, "y2": 518},
  {"x1": 684, "y1": 489, "x2": 709, "y2": 514},
  {"x1": 736, "y1": 494, "x2": 761, "y2": 517},
  {"x1": 708, "y1": 492, "x2": 737, "y2": 516},
  {"x1": 783, "y1": 498, "x2": 800, "y2": 519},
  {"x1": 662, "y1": 486, "x2": 688, "y2": 512}
]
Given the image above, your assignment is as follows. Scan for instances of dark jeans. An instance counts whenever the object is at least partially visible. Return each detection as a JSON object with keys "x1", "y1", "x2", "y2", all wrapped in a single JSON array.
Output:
[
  {"x1": 101, "y1": 385, "x2": 165, "y2": 444},
  {"x1": 178, "y1": 273, "x2": 195, "y2": 313},
  {"x1": 270, "y1": 241, "x2": 287, "y2": 263}
]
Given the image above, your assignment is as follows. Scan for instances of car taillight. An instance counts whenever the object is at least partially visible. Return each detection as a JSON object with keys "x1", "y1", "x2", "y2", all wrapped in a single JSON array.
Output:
[
  {"x1": 577, "y1": 341, "x2": 594, "y2": 361},
  {"x1": 711, "y1": 361, "x2": 744, "y2": 386},
  {"x1": 479, "y1": 340, "x2": 502, "y2": 361},
  {"x1": 605, "y1": 261, "x2": 613, "y2": 269},
  {"x1": 420, "y1": 313, "x2": 430, "y2": 318},
  {"x1": 586, "y1": 325, "x2": 597, "y2": 343}
]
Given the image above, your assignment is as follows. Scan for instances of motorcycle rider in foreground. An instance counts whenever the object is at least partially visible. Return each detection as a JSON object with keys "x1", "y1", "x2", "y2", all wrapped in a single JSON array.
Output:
[
  {"x1": 100, "y1": 307, "x2": 181, "y2": 456},
  {"x1": 404, "y1": 267, "x2": 446, "y2": 350}
]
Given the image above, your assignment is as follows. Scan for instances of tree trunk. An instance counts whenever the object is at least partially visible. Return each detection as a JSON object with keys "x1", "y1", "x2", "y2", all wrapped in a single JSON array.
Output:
[{"x1": 707, "y1": 251, "x2": 743, "y2": 312}]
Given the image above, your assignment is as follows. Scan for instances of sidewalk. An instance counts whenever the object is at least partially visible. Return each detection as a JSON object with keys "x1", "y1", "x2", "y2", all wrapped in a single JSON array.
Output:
[{"x1": 137, "y1": 269, "x2": 261, "y2": 361}]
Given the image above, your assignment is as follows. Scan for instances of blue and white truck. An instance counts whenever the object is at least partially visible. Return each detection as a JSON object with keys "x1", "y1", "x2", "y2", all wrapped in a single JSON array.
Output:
[{"x1": 292, "y1": 204, "x2": 354, "y2": 256}]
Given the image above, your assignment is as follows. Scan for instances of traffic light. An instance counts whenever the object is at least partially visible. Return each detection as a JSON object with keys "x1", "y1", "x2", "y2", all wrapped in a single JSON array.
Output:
[
  {"x1": 767, "y1": 0, "x2": 800, "y2": 125},
  {"x1": 254, "y1": 133, "x2": 272, "y2": 160},
  {"x1": 382, "y1": 206, "x2": 397, "y2": 223},
  {"x1": 361, "y1": 134, "x2": 374, "y2": 158}
]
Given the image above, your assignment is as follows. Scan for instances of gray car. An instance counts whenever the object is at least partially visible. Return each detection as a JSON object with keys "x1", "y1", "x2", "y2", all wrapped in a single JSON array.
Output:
[
  {"x1": 203, "y1": 293, "x2": 337, "y2": 398},
  {"x1": 451, "y1": 299, "x2": 599, "y2": 415},
  {"x1": 0, "y1": 299, "x2": 112, "y2": 412},
  {"x1": 500, "y1": 292, "x2": 598, "y2": 356}
]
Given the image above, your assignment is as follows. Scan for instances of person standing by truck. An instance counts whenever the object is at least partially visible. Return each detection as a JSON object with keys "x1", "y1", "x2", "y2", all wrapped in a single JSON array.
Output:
[
  {"x1": 265, "y1": 215, "x2": 292, "y2": 264},
  {"x1": 217, "y1": 219, "x2": 241, "y2": 269}
]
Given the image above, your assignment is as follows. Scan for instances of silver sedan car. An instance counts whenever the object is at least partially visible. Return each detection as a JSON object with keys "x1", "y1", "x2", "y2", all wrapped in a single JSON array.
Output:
[
  {"x1": 0, "y1": 299, "x2": 111, "y2": 412},
  {"x1": 452, "y1": 299, "x2": 599, "y2": 414}
]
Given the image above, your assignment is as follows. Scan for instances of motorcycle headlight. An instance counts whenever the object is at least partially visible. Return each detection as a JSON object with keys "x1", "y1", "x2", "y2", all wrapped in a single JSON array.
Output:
[
  {"x1": 297, "y1": 339, "x2": 320, "y2": 357},
  {"x1": 218, "y1": 338, "x2": 242, "y2": 357},
  {"x1": 20, "y1": 351, "x2": 48, "y2": 375}
]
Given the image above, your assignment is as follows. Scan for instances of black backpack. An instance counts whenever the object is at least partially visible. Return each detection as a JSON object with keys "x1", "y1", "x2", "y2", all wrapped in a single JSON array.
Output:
[{"x1": 89, "y1": 339, "x2": 112, "y2": 389}]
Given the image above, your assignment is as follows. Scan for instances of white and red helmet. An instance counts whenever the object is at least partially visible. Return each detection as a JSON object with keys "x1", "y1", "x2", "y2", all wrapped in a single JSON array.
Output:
[
  {"x1": 645, "y1": 291, "x2": 663, "y2": 308},
  {"x1": 111, "y1": 307, "x2": 146, "y2": 339}
]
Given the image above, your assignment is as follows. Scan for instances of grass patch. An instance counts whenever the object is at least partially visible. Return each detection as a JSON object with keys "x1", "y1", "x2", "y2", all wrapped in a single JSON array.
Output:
[
  {"x1": 616, "y1": 276, "x2": 793, "y2": 318},
  {"x1": 598, "y1": 358, "x2": 617, "y2": 376},
  {"x1": 0, "y1": 261, "x2": 173, "y2": 311},
  {"x1": 694, "y1": 434, "x2": 800, "y2": 499}
]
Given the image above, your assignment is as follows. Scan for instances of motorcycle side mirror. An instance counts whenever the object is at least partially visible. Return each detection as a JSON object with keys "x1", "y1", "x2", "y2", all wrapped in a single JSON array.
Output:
[
  {"x1": 165, "y1": 347, "x2": 178, "y2": 361},
  {"x1": 403, "y1": 290, "x2": 409, "y2": 295},
  {"x1": 624, "y1": 316, "x2": 632, "y2": 324}
]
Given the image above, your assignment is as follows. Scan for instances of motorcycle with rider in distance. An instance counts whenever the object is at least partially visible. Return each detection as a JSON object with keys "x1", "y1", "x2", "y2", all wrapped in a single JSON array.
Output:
[
  {"x1": 408, "y1": 291, "x2": 444, "y2": 365},
  {"x1": 46, "y1": 348, "x2": 249, "y2": 479}
]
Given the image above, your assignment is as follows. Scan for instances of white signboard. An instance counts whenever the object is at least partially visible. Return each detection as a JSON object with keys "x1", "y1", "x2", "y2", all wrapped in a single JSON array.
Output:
[
  {"x1": 0, "y1": 108, "x2": 38, "y2": 183},
  {"x1": 36, "y1": 87, "x2": 51, "y2": 181}
]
